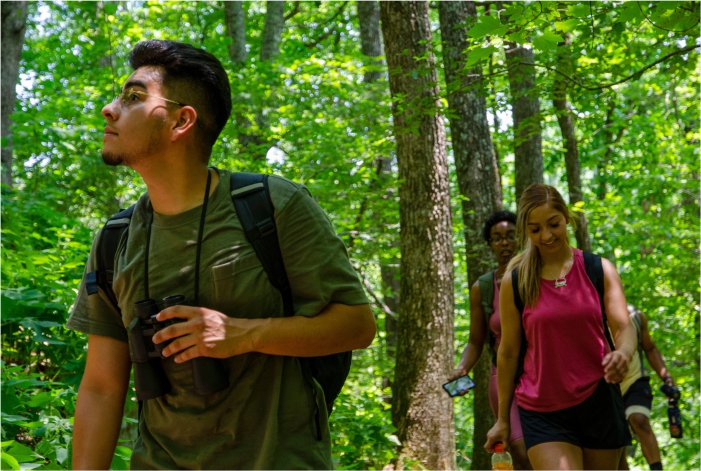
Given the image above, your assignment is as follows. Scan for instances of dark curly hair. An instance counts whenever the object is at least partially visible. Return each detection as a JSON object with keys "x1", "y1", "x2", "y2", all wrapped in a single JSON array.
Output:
[
  {"x1": 129, "y1": 40, "x2": 232, "y2": 158},
  {"x1": 482, "y1": 210, "x2": 517, "y2": 244}
]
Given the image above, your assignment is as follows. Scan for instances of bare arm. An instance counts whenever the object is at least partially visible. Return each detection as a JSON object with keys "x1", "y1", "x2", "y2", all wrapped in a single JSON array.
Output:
[
  {"x1": 640, "y1": 312, "x2": 675, "y2": 386},
  {"x1": 73, "y1": 335, "x2": 131, "y2": 470},
  {"x1": 449, "y1": 281, "x2": 488, "y2": 381},
  {"x1": 601, "y1": 257, "x2": 636, "y2": 383},
  {"x1": 485, "y1": 270, "x2": 520, "y2": 452},
  {"x1": 153, "y1": 302, "x2": 376, "y2": 362}
]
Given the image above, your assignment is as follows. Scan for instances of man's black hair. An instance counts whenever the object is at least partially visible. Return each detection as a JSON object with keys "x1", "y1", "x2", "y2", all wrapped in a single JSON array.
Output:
[
  {"x1": 129, "y1": 40, "x2": 232, "y2": 157},
  {"x1": 482, "y1": 210, "x2": 517, "y2": 243}
]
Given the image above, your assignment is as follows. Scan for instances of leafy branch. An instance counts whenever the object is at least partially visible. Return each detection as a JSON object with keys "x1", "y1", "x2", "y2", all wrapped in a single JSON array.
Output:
[
  {"x1": 637, "y1": 2, "x2": 700, "y2": 33},
  {"x1": 494, "y1": 44, "x2": 699, "y2": 91}
]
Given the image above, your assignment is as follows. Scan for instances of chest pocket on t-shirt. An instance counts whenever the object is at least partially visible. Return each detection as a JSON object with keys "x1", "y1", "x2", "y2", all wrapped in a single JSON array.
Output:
[{"x1": 212, "y1": 253, "x2": 283, "y2": 319}]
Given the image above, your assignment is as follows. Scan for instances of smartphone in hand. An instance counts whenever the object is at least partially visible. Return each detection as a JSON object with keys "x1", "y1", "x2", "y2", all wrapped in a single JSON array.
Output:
[{"x1": 442, "y1": 374, "x2": 475, "y2": 397}]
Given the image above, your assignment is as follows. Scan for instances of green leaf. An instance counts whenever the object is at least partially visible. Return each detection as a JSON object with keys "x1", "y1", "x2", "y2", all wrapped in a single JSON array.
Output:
[
  {"x1": 467, "y1": 16, "x2": 507, "y2": 40},
  {"x1": 464, "y1": 46, "x2": 497, "y2": 68},
  {"x1": 1, "y1": 452, "x2": 20, "y2": 471},
  {"x1": 533, "y1": 30, "x2": 564, "y2": 51},
  {"x1": 617, "y1": 1, "x2": 644, "y2": 23},
  {"x1": 554, "y1": 19, "x2": 580, "y2": 32},
  {"x1": 3, "y1": 442, "x2": 42, "y2": 464},
  {"x1": 506, "y1": 30, "x2": 528, "y2": 45},
  {"x1": 567, "y1": 3, "x2": 591, "y2": 19}
]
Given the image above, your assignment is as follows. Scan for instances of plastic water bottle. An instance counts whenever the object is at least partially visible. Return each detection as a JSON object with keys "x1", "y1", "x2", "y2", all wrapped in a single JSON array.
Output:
[{"x1": 491, "y1": 442, "x2": 514, "y2": 470}]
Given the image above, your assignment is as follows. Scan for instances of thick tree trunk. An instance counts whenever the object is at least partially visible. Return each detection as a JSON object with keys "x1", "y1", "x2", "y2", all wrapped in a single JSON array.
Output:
[
  {"x1": 553, "y1": 33, "x2": 590, "y2": 251},
  {"x1": 224, "y1": 1, "x2": 248, "y2": 64},
  {"x1": 357, "y1": 1, "x2": 383, "y2": 83},
  {"x1": 505, "y1": 42, "x2": 543, "y2": 199},
  {"x1": 1, "y1": 1, "x2": 28, "y2": 188},
  {"x1": 261, "y1": 1, "x2": 285, "y2": 61},
  {"x1": 380, "y1": 2, "x2": 455, "y2": 469},
  {"x1": 438, "y1": 3, "x2": 502, "y2": 469}
]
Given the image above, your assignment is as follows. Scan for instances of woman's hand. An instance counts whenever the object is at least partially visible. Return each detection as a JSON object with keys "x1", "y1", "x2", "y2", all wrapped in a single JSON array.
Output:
[
  {"x1": 602, "y1": 349, "x2": 630, "y2": 383},
  {"x1": 485, "y1": 418, "x2": 511, "y2": 452},
  {"x1": 448, "y1": 366, "x2": 467, "y2": 382}
]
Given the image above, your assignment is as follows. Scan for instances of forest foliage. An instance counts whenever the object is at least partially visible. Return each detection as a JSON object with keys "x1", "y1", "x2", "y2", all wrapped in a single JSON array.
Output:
[{"x1": 1, "y1": 1, "x2": 699, "y2": 469}]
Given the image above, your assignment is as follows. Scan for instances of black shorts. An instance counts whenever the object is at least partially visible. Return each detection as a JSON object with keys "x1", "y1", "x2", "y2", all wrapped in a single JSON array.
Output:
[
  {"x1": 622, "y1": 376, "x2": 653, "y2": 419},
  {"x1": 518, "y1": 378, "x2": 632, "y2": 450}
]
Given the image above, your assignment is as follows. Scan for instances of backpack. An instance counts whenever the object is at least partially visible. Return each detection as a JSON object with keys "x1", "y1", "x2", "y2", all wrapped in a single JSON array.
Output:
[
  {"x1": 477, "y1": 270, "x2": 498, "y2": 366},
  {"x1": 511, "y1": 251, "x2": 616, "y2": 382},
  {"x1": 627, "y1": 304, "x2": 646, "y2": 376},
  {"x1": 85, "y1": 172, "x2": 351, "y2": 437}
]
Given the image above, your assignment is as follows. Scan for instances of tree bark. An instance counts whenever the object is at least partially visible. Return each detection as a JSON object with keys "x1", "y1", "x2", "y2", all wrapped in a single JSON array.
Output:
[
  {"x1": 224, "y1": 1, "x2": 248, "y2": 64},
  {"x1": 553, "y1": 33, "x2": 590, "y2": 251},
  {"x1": 505, "y1": 41, "x2": 543, "y2": 199},
  {"x1": 261, "y1": 1, "x2": 285, "y2": 61},
  {"x1": 380, "y1": 2, "x2": 455, "y2": 469},
  {"x1": 358, "y1": 1, "x2": 396, "y2": 397},
  {"x1": 438, "y1": 2, "x2": 502, "y2": 469},
  {"x1": 1, "y1": 1, "x2": 28, "y2": 188},
  {"x1": 357, "y1": 1, "x2": 383, "y2": 83}
]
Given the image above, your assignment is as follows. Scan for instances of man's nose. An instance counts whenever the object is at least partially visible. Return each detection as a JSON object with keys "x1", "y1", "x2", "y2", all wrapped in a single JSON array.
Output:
[{"x1": 102, "y1": 100, "x2": 119, "y2": 121}]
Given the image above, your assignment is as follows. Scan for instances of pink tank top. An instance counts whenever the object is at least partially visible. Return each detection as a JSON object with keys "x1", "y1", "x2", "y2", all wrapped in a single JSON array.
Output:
[{"x1": 515, "y1": 249, "x2": 608, "y2": 412}]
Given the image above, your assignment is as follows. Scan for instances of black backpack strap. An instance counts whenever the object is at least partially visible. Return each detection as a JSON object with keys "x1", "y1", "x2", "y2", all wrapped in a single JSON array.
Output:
[
  {"x1": 511, "y1": 267, "x2": 527, "y2": 383},
  {"x1": 229, "y1": 172, "x2": 294, "y2": 317},
  {"x1": 86, "y1": 205, "x2": 135, "y2": 312},
  {"x1": 478, "y1": 271, "x2": 497, "y2": 365},
  {"x1": 230, "y1": 172, "x2": 325, "y2": 438},
  {"x1": 583, "y1": 251, "x2": 616, "y2": 351}
]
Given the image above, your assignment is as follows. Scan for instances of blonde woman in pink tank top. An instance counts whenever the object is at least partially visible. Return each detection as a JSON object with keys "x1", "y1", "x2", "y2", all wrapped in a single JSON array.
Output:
[
  {"x1": 484, "y1": 184, "x2": 637, "y2": 470},
  {"x1": 448, "y1": 211, "x2": 532, "y2": 470}
]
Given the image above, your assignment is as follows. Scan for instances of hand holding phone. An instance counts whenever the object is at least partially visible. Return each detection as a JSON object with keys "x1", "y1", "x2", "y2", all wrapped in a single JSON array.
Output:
[{"x1": 442, "y1": 373, "x2": 475, "y2": 397}]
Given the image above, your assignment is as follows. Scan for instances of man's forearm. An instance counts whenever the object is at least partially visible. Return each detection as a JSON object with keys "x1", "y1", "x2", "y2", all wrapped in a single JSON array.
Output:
[
  {"x1": 645, "y1": 346, "x2": 672, "y2": 383},
  {"x1": 73, "y1": 388, "x2": 127, "y2": 470},
  {"x1": 251, "y1": 303, "x2": 376, "y2": 357}
]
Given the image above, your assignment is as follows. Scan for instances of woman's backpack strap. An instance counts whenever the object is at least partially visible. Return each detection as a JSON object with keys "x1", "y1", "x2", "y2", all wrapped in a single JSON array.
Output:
[
  {"x1": 511, "y1": 267, "x2": 527, "y2": 383},
  {"x1": 582, "y1": 251, "x2": 616, "y2": 352},
  {"x1": 478, "y1": 270, "x2": 497, "y2": 365}
]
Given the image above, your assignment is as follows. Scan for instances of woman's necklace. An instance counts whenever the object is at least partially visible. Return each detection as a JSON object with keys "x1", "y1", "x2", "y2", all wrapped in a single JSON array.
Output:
[{"x1": 546, "y1": 249, "x2": 573, "y2": 288}]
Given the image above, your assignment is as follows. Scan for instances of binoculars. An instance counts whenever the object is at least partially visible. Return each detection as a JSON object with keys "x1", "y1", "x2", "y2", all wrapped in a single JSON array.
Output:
[
  {"x1": 660, "y1": 383, "x2": 681, "y2": 403},
  {"x1": 127, "y1": 294, "x2": 229, "y2": 400}
]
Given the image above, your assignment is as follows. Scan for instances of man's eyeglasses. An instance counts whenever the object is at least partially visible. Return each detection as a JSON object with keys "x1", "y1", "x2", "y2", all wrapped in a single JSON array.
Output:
[
  {"x1": 112, "y1": 87, "x2": 203, "y2": 128},
  {"x1": 490, "y1": 234, "x2": 517, "y2": 244}
]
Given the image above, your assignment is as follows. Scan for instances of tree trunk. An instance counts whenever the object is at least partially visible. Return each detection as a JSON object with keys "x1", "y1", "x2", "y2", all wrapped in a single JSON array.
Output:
[
  {"x1": 1, "y1": 1, "x2": 28, "y2": 188},
  {"x1": 224, "y1": 1, "x2": 248, "y2": 64},
  {"x1": 224, "y1": 1, "x2": 257, "y2": 150},
  {"x1": 553, "y1": 33, "x2": 590, "y2": 251},
  {"x1": 505, "y1": 41, "x2": 543, "y2": 199},
  {"x1": 261, "y1": 1, "x2": 285, "y2": 61},
  {"x1": 357, "y1": 1, "x2": 383, "y2": 83},
  {"x1": 438, "y1": 2, "x2": 502, "y2": 469},
  {"x1": 380, "y1": 2, "x2": 455, "y2": 469}
]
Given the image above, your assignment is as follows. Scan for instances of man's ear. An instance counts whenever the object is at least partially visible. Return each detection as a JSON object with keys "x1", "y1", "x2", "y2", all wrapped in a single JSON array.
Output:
[{"x1": 170, "y1": 106, "x2": 198, "y2": 141}]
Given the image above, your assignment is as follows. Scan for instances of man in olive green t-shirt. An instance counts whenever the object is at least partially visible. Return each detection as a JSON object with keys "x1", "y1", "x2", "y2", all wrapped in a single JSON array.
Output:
[{"x1": 68, "y1": 40, "x2": 375, "y2": 470}]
